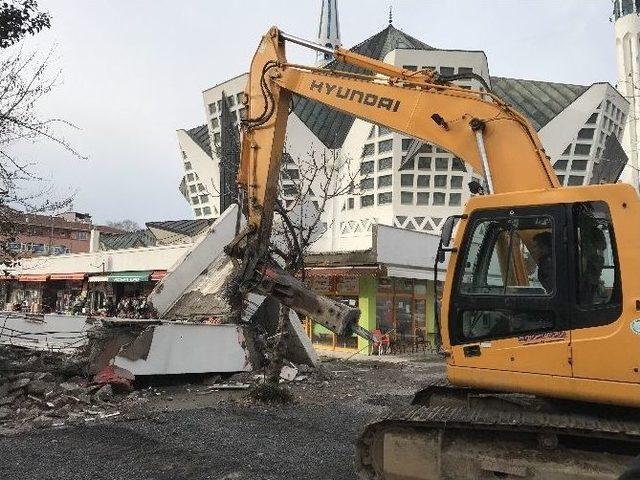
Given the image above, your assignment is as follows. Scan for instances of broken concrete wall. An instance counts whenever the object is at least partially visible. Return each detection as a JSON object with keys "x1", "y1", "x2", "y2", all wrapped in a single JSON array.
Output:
[
  {"x1": 0, "y1": 312, "x2": 94, "y2": 353},
  {"x1": 149, "y1": 204, "x2": 242, "y2": 318},
  {"x1": 249, "y1": 296, "x2": 319, "y2": 368},
  {"x1": 113, "y1": 323, "x2": 254, "y2": 375}
]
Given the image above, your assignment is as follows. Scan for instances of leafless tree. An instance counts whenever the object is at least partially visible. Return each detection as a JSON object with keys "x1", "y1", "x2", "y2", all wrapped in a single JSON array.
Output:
[
  {"x1": 263, "y1": 145, "x2": 365, "y2": 385},
  {"x1": 0, "y1": 46, "x2": 86, "y2": 261},
  {"x1": 270, "y1": 145, "x2": 364, "y2": 274},
  {"x1": 105, "y1": 219, "x2": 140, "y2": 232}
]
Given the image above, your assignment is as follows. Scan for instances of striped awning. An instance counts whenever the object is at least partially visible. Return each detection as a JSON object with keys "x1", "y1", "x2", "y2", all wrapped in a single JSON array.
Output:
[
  {"x1": 49, "y1": 273, "x2": 86, "y2": 281},
  {"x1": 18, "y1": 274, "x2": 50, "y2": 282},
  {"x1": 150, "y1": 270, "x2": 166, "y2": 281}
]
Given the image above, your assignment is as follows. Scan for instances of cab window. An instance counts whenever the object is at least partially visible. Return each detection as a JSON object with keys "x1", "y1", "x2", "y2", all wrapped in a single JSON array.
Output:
[{"x1": 460, "y1": 216, "x2": 554, "y2": 296}]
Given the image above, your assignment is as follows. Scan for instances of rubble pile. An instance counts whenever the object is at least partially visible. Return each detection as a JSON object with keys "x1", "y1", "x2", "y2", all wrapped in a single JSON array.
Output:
[{"x1": 0, "y1": 345, "x2": 136, "y2": 433}]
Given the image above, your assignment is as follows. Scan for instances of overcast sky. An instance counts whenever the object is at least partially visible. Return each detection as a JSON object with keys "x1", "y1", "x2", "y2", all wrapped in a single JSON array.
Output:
[{"x1": 9, "y1": 0, "x2": 616, "y2": 225}]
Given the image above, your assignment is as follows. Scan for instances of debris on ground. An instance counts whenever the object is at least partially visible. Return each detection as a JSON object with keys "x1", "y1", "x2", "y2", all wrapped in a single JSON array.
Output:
[{"x1": 0, "y1": 345, "x2": 139, "y2": 434}]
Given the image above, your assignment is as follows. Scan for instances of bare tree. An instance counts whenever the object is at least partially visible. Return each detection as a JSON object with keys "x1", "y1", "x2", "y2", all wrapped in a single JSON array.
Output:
[
  {"x1": 261, "y1": 145, "x2": 364, "y2": 386},
  {"x1": 0, "y1": 1, "x2": 85, "y2": 262},
  {"x1": 105, "y1": 219, "x2": 140, "y2": 232}
]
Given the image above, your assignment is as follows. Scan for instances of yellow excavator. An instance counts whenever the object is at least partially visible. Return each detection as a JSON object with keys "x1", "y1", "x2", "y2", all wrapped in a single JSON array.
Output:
[{"x1": 226, "y1": 27, "x2": 640, "y2": 479}]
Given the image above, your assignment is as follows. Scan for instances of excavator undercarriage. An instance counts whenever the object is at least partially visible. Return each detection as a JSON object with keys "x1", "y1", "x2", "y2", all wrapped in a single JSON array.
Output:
[{"x1": 356, "y1": 380, "x2": 640, "y2": 479}]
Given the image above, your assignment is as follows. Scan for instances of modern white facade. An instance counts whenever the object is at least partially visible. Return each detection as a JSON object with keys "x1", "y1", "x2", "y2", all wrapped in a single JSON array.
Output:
[
  {"x1": 614, "y1": 0, "x2": 640, "y2": 189},
  {"x1": 316, "y1": 0, "x2": 341, "y2": 63},
  {"x1": 176, "y1": 10, "x2": 628, "y2": 251}
]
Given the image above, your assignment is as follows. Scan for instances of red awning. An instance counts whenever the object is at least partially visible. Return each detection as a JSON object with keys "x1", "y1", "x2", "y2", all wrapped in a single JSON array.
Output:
[
  {"x1": 18, "y1": 274, "x2": 50, "y2": 282},
  {"x1": 49, "y1": 273, "x2": 86, "y2": 281},
  {"x1": 150, "y1": 270, "x2": 166, "y2": 281},
  {"x1": 304, "y1": 266, "x2": 380, "y2": 277}
]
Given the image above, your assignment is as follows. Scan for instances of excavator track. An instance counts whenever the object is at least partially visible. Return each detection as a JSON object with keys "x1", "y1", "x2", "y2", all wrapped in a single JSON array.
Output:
[{"x1": 356, "y1": 381, "x2": 640, "y2": 480}]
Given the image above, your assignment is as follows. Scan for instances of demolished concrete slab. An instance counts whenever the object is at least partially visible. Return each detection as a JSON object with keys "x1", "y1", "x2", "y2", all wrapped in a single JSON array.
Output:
[{"x1": 113, "y1": 323, "x2": 255, "y2": 375}]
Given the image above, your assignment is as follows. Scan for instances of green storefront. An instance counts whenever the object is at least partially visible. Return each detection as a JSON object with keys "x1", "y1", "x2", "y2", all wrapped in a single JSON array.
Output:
[{"x1": 304, "y1": 270, "x2": 439, "y2": 355}]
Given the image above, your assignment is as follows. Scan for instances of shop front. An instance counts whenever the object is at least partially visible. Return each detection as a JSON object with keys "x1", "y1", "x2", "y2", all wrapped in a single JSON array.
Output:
[{"x1": 304, "y1": 223, "x2": 445, "y2": 355}]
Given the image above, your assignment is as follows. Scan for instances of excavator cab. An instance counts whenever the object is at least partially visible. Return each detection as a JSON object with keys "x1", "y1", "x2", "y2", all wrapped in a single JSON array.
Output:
[{"x1": 437, "y1": 183, "x2": 640, "y2": 407}]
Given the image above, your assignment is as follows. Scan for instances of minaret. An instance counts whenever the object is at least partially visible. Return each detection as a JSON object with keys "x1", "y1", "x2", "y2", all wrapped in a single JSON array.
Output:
[
  {"x1": 316, "y1": 0, "x2": 341, "y2": 64},
  {"x1": 614, "y1": 0, "x2": 640, "y2": 189}
]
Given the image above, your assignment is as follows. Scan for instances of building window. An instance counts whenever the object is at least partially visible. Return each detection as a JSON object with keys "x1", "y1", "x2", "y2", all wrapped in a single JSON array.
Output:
[
  {"x1": 587, "y1": 113, "x2": 598, "y2": 124},
  {"x1": 557, "y1": 175, "x2": 565, "y2": 185},
  {"x1": 360, "y1": 161, "x2": 374, "y2": 175},
  {"x1": 401, "y1": 191, "x2": 414, "y2": 205},
  {"x1": 440, "y1": 66, "x2": 455, "y2": 76},
  {"x1": 416, "y1": 192, "x2": 430, "y2": 205},
  {"x1": 378, "y1": 175, "x2": 392, "y2": 188},
  {"x1": 449, "y1": 193, "x2": 462, "y2": 206},
  {"x1": 458, "y1": 67, "x2": 473, "y2": 75},
  {"x1": 368, "y1": 126, "x2": 376, "y2": 138},
  {"x1": 181, "y1": 150, "x2": 187, "y2": 160},
  {"x1": 236, "y1": 92, "x2": 245, "y2": 104},
  {"x1": 435, "y1": 157, "x2": 448, "y2": 170},
  {"x1": 433, "y1": 192, "x2": 446, "y2": 205},
  {"x1": 208, "y1": 103, "x2": 216, "y2": 114},
  {"x1": 378, "y1": 157, "x2": 392, "y2": 171},
  {"x1": 574, "y1": 144, "x2": 591, "y2": 156},
  {"x1": 578, "y1": 128, "x2": 595, "y2": 140},
  {"x1": 213, "y1": 132, "x2": 220, "y2": 145},
  {"x1": 554, "y1": 159, "x2": 568, "y2": 170},
  {"x1": 418, "y1": 157, "x2": 431, "y2": 170},
  {"x1": 203, "y1": 207, "x2": 212, "y2": 215},
  {"x1": 362, "y1": 143, "x2": 375, "y2": 157},
  {"x1": 379, "y1": 139, "x2": 393, "y2": 153},
  {"x1": 361, "y1": 195, "x2": 374, "y2": 207},
  {"x1": 562, "y1": 144, "x2": 572, "y2": 155},
  {"x1": 198, "y1": 184, "x2": 205, "y2": 191},
  {"x1": 378, "y1": 125, "x2": 392, "y2": 136},
  {"x1": 283, "y1": 169, "x2": 300, "y2": 180},
  {"x1": 189, "y1": 185, "x2": 197, "y2": 193},
  {"x1": 192, "y1": 196, "x2": 200, "y2": 204},
  {"x1": 77, "y1": 231, "x2": 89, "y2": 240},
  {"x1": 184, "y1": 161, "x2": 192, "y2": 171},
  {"x1": 417, "y1": 175, "x2": 430, "y2": 188},
  {"x1": 211, "y1": 117, "x2": 219, "y2": 129},
  {"x1": 238, "y1": 107, "x2": 247, "y2": 120},
  {"x1": 434, "y1": 175, "x2": 447, "y2": 188},
  {"x1": 199, "y1": 194, "x2": 209, "y2": 203},
  {"x1": 568, "y1": 175, "x2": 584, "y2": 186},
  {"x1": 571, "y1": 160, "x2": 587, "y2": 171},
  {"x1": 348, "y1": 197, "x2": 354, "y2": 209},
  {"x1": 400, "y1": 157, "x2": 415, "y2": 170},
  {"x1": 194, "y1": 208, "x2": 202, "y2": 216},
  {"x1": 401, "y1": 138, "x2": 412, "y2": 150},
  {"x1": 450, "y1": 176, "x2": 463, "y2": 189},
  {"x1": 451, "y1": 158, "x2": 465, "y2": 171},
  {"x1": 360, "y1": 178, "x2": 374, "y2": 190},
  {"x1": 400, "y1": 174, "x2": 414, "y2": 187},
  {"x1": 187, "y1": 173, "x2": 195, "y2": 181},
  {"x1": 227, "y1": 95, "x2": 236, "y2": 106},
  {"x1": 282, "y1": 184, "x2": 297, "y2": 196},
  {"x1": 403, "y1": 65, "x2": 418, "y2": 71},
  {"x1": 378, "y1": 192, "x2": 392, "y2": 205}
]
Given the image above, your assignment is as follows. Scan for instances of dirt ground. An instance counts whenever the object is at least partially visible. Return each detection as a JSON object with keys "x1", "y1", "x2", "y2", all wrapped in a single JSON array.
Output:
[{"x1": 0, "y1": 354, "x2": 445, "y2": 480}]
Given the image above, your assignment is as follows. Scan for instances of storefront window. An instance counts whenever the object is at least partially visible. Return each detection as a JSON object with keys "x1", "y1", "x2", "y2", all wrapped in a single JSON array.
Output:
[{"x1": 375, "y1": 278, "x2": 431, "y2": 352}]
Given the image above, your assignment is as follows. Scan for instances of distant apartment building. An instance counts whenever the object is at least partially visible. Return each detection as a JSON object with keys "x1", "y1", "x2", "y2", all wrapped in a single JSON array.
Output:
[{"x1": 2, "y1": 210, "x2": 121, "y2": 258}]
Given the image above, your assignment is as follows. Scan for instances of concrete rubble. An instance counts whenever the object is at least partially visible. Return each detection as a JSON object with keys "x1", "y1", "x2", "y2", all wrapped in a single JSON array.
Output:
[{"x1": 0, "y1": 204, "x2": 328, "y2": 418}]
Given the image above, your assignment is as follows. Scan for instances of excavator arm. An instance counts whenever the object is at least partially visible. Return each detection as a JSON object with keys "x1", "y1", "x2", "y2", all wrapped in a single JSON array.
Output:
[
  {"x1": 237, "y1": 26, "x2": 558, "y2": 247},
  {"x1": 228, "y1": 26, "x2": 559, "y2": 345}
]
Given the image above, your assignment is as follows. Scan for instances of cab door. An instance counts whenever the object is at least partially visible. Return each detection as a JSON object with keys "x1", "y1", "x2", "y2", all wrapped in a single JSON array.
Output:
[{"x1": 448, "y1": 205, "x2": 573, "y2": 377}]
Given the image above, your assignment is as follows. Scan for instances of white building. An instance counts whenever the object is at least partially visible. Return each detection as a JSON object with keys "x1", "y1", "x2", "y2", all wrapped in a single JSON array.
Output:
[
  {"x1": 176, "y1": 6, "x2": 628, "y2": 250},
  {"x1": 614, "y1": 0, "x2": 640, "y2": 189}
]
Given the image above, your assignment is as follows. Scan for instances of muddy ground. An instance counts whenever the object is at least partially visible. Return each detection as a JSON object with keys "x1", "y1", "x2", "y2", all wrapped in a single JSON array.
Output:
[{"x1": 0, "y1": 354, "x2": 444, "y2": 480}]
